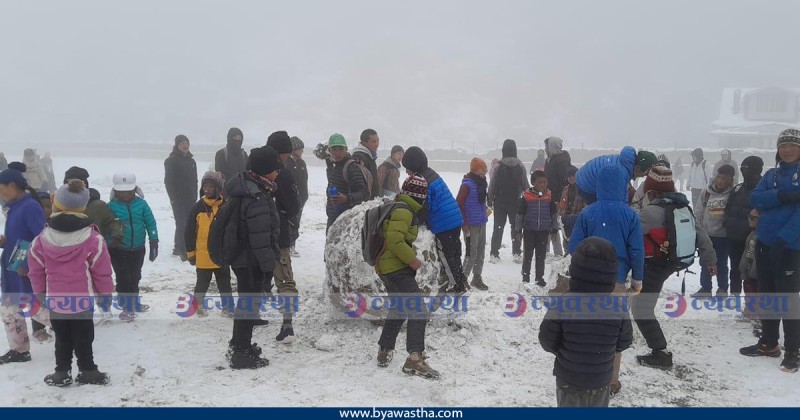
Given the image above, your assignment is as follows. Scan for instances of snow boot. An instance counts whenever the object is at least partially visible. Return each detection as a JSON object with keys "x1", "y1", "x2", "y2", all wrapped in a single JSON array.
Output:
[
  {"x1": 377, "y1": 347, "x2": 393, "y2": 368},
  {"x1": 119, "y1": 311, "x2": 135, "y2": 322},
  {"x1": 44, "y1": 370, "x2": 73, "y2": 387},
  {"x1": 690, "y1": 288, "x2": 712, "y2": 298},
  {"x1": 636, "y1": 349, "x2": 673, "y2": 369},
  {"x1": 780, "y1": 350, "x2": 798, "y2": 373},
  {"x1": 253, "y1": 318, "x2": 270, "y2": 327},
  {"x1": 33, "y1": 329, "x2": 53, "y2": 343},
  {"x1": 229, "y1": 347, "x2": 269, "y2": 370},
  {"x1": 548, "y1": 273, "x2": 570, "y2": 295},
  {"x1": 535, "y1": 278, "x2": 546, "y2": 287},
  {"x1": 740, "y1": 343, "x2": 781, "y2": 358},
  {"x1": 276, "y1": 324, "x2": 295, "y2": 343},
  {"x1": 402, "y1": 352, "x2": 440, "y2": 380},
  {"x1": 76, "y1": 369, "x2": 110, "y2": 385},
  {"x1": 0, "y1": 350, "x2": 31, "y2": 365},
  {"x1": 470, "y1": 274, "x2": 489, "y2": 291}
]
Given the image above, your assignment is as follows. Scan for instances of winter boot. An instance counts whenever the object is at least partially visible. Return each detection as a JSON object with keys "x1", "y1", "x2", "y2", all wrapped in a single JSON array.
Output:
[
  {"x1": 739, "y1": 343, "x2": 781, "y2": 358},
  {"x1": 253, "y1": 318, "x2": 270, "y2": 327},
  {"x1": 715, "y1": 288, "x2": 728, "y2": 298},
  {"x1": 690, "y1": 288, "x2": 712, "y2": 298},
  {"x1": 522, "y1": 274, "x2": 531, "y2": 284},
  {"x1": 781, "y1": 350, "x2": 799, "y2": 373},
  {"x1": 548, "y1": 273, "x2": 571, "y2": 295},
  {"x1": 636, "y1": 349, "x2": 673, "y2": 369},
  {"x1": 402, "y1": 352, "x2": 440, "y2": 380},
  {"x1": 226, "y1": 341, "x2": 262, "y2": 361},
  {"x1": 33, "y1": 329, "x2": 53, "y2": 343},
  {"x1": 44, "y1": 370, "x2": 73, "y2": 387},
  {"x1": 470, "y1": 274, "x2": 489, "y2": 291},
  {"x1": 535, "y1": 278, "x2": 547, "y2": 287},
  {"x1": 513, "y1": 254, "x2": 522, "y2": 264},
  {"x1": 76, "y1": 369, "x2": 110, "y2": 385},
  {"x1": 377, "y1": 347, "x2": 393, "y2": 368},
  {"x1": 276, "y1": 323, "x2": 295, "y2": 343},
  {"x1": 0, "y1": 350, "x2": 31, "y2": 364},
  {"x1": 229, "y1": 347, "x2": 269, "y2": 370}
]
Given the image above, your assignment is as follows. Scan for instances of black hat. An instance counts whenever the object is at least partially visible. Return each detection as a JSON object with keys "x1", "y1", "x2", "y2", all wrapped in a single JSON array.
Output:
[
  {"x1": 502, "y1": 139, "x2": 517, "y2": 158},
  {"x1": 64, "y1": 166, "x2": 90, "y2": 186},
  {"x1": 569, "y1": 237, "x2": 618, "y2": 294},
  {"x1": 402, "y1": 146, "x2": 428, "y2": 173},
  {"x1": 248, "y1": 146, "x2": 281, "y2": 176},
  {"x1": 740, "y1": 156, "x2": 764, "y2": 178},
  {"x1": 174, "y1": 134, "x2": 190, "y2": 146},
  {"x1": 267, "y1": 131, "x2": 293, "y2": 154},
  {"x1": 227, "y1": 127, "x2": 243, "y2": 143}
]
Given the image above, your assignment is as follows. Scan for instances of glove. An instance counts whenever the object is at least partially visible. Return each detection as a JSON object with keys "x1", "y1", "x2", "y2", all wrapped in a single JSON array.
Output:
[
  {"x1": 778, "y1": 190, "x2": 800, "y2": 204},
  {"x1": 149, "y1": 240, "x2": 159, "y2": 262}
]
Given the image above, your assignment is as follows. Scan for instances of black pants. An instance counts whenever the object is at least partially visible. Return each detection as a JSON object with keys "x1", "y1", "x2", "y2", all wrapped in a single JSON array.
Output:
[
  {"x1": 490, "y1": 205, "x2": 521, "y2": 258},
  {"x1": 435, "y1": 227, "x2": 468, "y2": 289},
  {"x1": 556, "y1": 383, "x2": 610, "y2": 408},
  {"x1": 110, "y1": 248, "x2": 146, "y2": 312},
  {"x1": 231, "y1": 265, "x2": 272, "y2": 349},
  {"x1": 172, "y1": 199, "x2": 195, "y2": 254},
  {"x1": 50, "y1": 311, "x2": 96, "y2": 372},
  {"x1": 378, "y1": 268, "x2": 426, "y2": 353},
  {"x1": 522, "y1": 230, "x2": 549, "y2": 281},
  {"x1": 631, "y1": 261, "x2": 675, "y2": 351},
  {"x1": 195, "y1": 267, "x2": 233, "y2": 310},
  {"x1": 756, "y1": 242, "x2": 800, "y2": 352},
  {"x1": 728, "y1": 239, "x2": 746, "y2": 295}
]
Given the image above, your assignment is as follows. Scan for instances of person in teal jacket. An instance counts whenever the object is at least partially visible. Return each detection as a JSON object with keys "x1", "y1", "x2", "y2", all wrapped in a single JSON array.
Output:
[{"x1": 108, "y1": 172, "x2": 158, "y2": 321}]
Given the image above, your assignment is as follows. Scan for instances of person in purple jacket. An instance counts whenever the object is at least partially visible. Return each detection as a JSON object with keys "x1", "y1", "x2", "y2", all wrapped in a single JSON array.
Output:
[{"x1": 456, "y1": 158, "x2": 490, "y2": 291}]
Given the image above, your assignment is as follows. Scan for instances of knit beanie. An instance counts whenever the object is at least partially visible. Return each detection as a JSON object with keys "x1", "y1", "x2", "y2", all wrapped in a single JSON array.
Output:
[
  {"x1": 391, "y1": 145, "x2": 404, "y2": 155},
  {"x1": 267, "y1": 131, "x2": 293, "y2": 154},
  {"x1": 54, "y1": 179, "x2": 91, "y2": 213},
  {"x1": 64, "y1": 166, "x2": 90, "y2": 186},
  {"x1": 569, "y1": 237, "x2": 618, "y2": 294},
  {"x1": 291, "y1": 136, "x2": 305, "y2": 151},
  {"x1": 470, "y1": 158, "x2": 487, "y2": 174},
  {"x1": 0, "y1": 168, "x2": 28, "y2": 188},
  {"x1": 248, "y1": 146, "x2": 281, "y2": 176},
  {"x1": 175, "y1": 134, "x2": 190, "y2": 147},
  {"x1": 777, "y1": 128, "x2": 800, "y2": 148},
  {"x1": 636, "y1": 151, "x2": 658, "y2": 172},
  {"x1": 402, "y1": 173, "x2": 428, "y2": 200},
  {"x1": 201, "y1": 171, "x2": 224, "y2": 192},
  {"x1": 643, "y1": 165, "x2": 675, "y2": 194},
  {"x1": 740, "y1": 156, "x2": 764, "y2": 178},
  {"x1": 401, "y1": 146, "x2": 428, "y2": 173},
  {"x1": 502, "y1": 139, "x2": 518, "y2": 158}
]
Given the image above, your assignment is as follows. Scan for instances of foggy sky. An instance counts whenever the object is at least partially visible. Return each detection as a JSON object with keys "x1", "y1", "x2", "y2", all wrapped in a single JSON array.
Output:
[{"x1": 1, "y1": 0, "x2": 798, "y2": 151}]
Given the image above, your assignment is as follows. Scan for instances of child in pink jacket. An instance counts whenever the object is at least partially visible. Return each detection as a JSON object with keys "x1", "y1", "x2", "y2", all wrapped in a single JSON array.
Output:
[{"x1": 28, "y1": 180, "x2": 114, "y2": 387}]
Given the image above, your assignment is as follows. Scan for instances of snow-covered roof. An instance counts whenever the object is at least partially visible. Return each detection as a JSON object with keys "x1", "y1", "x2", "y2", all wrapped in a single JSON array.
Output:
[{"x1": 712, "y1": 87, "x2": 800, "y2": 129}]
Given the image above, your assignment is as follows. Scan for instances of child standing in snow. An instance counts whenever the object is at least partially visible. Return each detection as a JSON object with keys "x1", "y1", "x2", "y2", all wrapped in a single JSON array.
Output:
[
  {"x1": 185, "y1": 172, "x2": 233, "y2": 318},
  {"x1": 375, "y1": 174, "x2": 440, "y2": 380},
  {"x1": 539, "y1": 237, "x2": 633, "y2": 407},
  {"x1": 457, "y1": 158, "x2": 490, "y2": 291},
  {"x1": 515, "y1": 170, "x2": 559, "y2": 287},
  {"x1": 108, "y1": 172, "x2": 158, "y2": 321},
  {"x1": 28, "y1": 180, "x2": 114, "y2": 386},
  {"x1": 692, "y1": 164, "x2": 735, "y2": 298}
]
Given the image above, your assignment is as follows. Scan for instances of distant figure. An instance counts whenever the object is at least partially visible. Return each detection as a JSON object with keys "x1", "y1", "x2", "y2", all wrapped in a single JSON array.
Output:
[
  {"x1": 351, "y1": 129, "x2": 381, "y2": 200},
  {"x1": 215, "y1": 127, "x2": 248, "y2": 182},
  {"x1": 673, "y1": 157, "x2": 685, "y2": 191},
  {"x1": 376, "y1": 145, "x2": 404, "y2": 197},
  {"x1": 21, "y1": 149, "x2": 47, "y2": 192},
  {"x1": 164, "y1": 135, "x2": 198, "y2": 260},
  {"x1": 530, "y1": 149, "x2": 546, "y2": 173},
  {"x1": 40, "y1": 152, "x2": 56, "y2": 193},
  {"x1": 713, "y1": 149, "x2": 739, "y2": 184},
  {"x1": 686, "y1": 148, "x2": 710, "y2": 209}
]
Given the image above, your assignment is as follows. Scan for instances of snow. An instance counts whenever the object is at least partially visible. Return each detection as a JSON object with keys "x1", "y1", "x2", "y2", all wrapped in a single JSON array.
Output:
[{"x1": 1, "y1": 156, "x2": 798, "y2": 407}]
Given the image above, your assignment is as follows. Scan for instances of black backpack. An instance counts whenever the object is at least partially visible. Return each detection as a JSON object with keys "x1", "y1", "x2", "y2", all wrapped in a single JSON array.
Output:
[
  {"x1": 361, "y1": 199, "x2": 412, "y2": 266},
  {"x1": 208, "y1": 197, "x2": 243, "y2": 266}
]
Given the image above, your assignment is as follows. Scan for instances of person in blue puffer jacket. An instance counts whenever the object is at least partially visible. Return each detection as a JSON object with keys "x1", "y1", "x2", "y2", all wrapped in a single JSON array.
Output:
[
  {"x1": 577, "y1": 146, "x2": 653, "y2": 204},
  {"x1": 402, "y1": 146, "x2": 469, "y2": 293},
  {"x1": 568, "y1": 163, "x2": 644, "y2": 395},
  {"x1": 108, "y1": 172, "x2": 159, "y2": 321},
  {"x1": 739, "y1": 128, "x2": 800, "y2": 373}
]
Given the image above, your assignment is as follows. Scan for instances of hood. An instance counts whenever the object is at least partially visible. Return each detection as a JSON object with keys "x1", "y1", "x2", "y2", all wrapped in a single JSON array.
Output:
[
  {"x1": 500, "y1": 157, "x2": 523, "y2": 168},
  {"x1": 89, "y1": 188, "x2": 101, "y2": 202},
  {"x1": 545, "y1": 137, "x2": 563, "y2": 156},
  {"x1": 353, "y1": 143, "x2": 377, "y2": 160},
  {"x1": 706, "y1": 182, "x2": 734, "y2": 196},
  {"x1": 171, "y1": 147, "x2": 193, "y2": 158},
  {"x1": 384, "y1": 156, "x2": 401, "y2": 168},
  {"x1": 596, "y1": 165, "x2": 629, "y2": 203},
  {"x1": 395, "y1": 193, "x2": 423, "y2": 213},
  {"x1": 224, "y1": 172, "x2": 262, "y2": 199},
  {"x1": 38, "y1": 224, "x2": 97, "y2": 264},
  {"x1": 618, "y1": 146, "x2": 637, "y2": 179},
  {"x1": 692, "y1": 148, "x2": 704, "y2": 162},
  {"x1": 721, "y1": 149, "x2": 732, "y2": 159},
  {"x1": 502, "y1": 139, "x2": 517, "y2": 158}
]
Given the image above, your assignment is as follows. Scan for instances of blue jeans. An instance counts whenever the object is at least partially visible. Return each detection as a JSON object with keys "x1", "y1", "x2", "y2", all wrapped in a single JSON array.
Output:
[{"x1": 701, "y1": 236, "x2": 729, "y2": 291}]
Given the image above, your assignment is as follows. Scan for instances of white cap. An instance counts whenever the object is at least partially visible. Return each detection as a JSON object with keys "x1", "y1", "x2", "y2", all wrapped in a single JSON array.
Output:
[{"x1": 113, "y1": 172, "x2": 137, "y2": 191}]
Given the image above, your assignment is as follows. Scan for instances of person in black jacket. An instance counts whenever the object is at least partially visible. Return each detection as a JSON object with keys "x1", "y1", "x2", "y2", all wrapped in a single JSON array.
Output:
[
  {"x1": 266, "y1": 131, "x2": 300, "y2": 343},
  {"x1": 319, "y1": 133, "x2": 368, "y2": 231},
  {"x1": 724, "y1": 155, "x2": 764, "y2": 296},
  {"x1": 488, "y1": 139, "x2": 529, "y2": 263},
  {"x1": 539, "y1": 236, "x2": 633, "y2": 407},
  {"x1": 164, "y1": 135, "x2": 198, "y2": 260},
  {"x1": 215, "y1": 127, "x2": 248, "y2": 182},
  {"x1": 351, "y1": 128, "x2": 381, "y2": 200},
  {"x1": 544, "y1": 137, "x2": 571, "y2": 257},
  {"x1": 223, "y1": 146, "x2": 281, "y2": 370},
  {"x1": 288, "y1": 136, "x2": 309, "y2": 255}
]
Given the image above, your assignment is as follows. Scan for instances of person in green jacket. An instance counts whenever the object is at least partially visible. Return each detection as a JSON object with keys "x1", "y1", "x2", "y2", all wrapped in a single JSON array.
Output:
[
  {"x1": 63, "y1": 167, "x2": 124, "y2": 247},
  {"x1": 375, "y1": 173, "x2": 440, "y2": 380}
]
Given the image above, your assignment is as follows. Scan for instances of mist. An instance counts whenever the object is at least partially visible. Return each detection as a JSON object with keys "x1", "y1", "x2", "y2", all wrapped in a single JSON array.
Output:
[{"x1": 1, "y1": 0, "x2": 798, "y2": 151}]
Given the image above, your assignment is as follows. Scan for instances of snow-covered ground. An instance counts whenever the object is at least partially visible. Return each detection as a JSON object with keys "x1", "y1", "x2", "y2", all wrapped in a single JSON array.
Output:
[{"x1": 1, "y1": 156, "x2": 797, "y2": 407}]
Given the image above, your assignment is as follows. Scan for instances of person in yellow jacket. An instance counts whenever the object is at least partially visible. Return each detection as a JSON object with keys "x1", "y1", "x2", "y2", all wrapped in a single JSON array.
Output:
[{"x1": 184, "y1": 172, "x2": 233, "y2": 317}]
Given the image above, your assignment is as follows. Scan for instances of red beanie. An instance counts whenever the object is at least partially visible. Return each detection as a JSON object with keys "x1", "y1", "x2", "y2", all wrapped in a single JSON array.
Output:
[{"x1": 643, "y1": 165, "x2": 675, "y2": 194}]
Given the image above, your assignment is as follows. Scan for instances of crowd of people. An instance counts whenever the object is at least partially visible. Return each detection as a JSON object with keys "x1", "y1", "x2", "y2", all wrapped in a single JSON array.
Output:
[{"x1": 0, "y1": 127, "x2": 798, "y2": 407}]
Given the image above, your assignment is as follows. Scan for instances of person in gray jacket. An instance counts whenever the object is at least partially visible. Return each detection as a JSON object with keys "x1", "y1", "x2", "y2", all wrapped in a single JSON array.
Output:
[{"x1": 692, "y1": 164, "x2": 735, "y2": 298}]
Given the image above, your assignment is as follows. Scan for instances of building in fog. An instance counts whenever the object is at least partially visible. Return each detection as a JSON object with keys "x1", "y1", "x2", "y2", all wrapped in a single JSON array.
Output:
[{"x1": 712, "y1": 87, "x2": 800, "y2": 149}]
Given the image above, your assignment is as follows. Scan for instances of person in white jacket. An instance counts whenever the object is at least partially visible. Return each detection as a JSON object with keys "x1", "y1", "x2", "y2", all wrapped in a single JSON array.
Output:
[{"x1": 686, "y1": 148, "x2": 709, "y2": 209}]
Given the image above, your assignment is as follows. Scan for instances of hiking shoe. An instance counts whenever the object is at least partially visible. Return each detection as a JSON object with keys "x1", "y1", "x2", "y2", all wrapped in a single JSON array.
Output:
[
  {"x1": 781, "y1": 350, "x2": 799, "y2": 373},
  {"x1": 76, "y1": 369, "x2": 110, "y2": 385},
  {"x1": 44, "y1": 370, "x2": 73, "y2": 387},
  {"x1": 740, "y1": 343, "x2": 781, "y2": 358},
  {"x1": 636, "y1": 349, "x2": 673, "y2": 369},
  {"x1": 402, "y1": 352, "x2": 440, "y2": 380},
  {"x1": 276, "y1": 325, "x2": 295, "y2": 343},
  {"x1": 229, "y1": 348, "x2": 269, "y2": 369},
  {"x1": 446, "y1": 283, "x2": 468, "y2": 294},
  {"x1": 609, "y1": 381, "x2": 622, "y2": 396},
  {"x1": 0, "y1": 350, "x2": 31, "y2": 365},
  {"x1": 513, "y1": 254, "x2": 522, "y2": 264},
  {"x1": 470, "y1": 275, "x2": 489, "y2": 291},
  {"x1": 253, "y1": 318, "x2": 270, "y2": 327},
  {"x1": 119, "y1": 311, "x2": 136, "y2": 322},
  {"x1": 33, "y1": 329, "x2": 53, "y2": 343},
  {"x1": 690, "y1": 288, "x2": 712, "y2": 298},
  {"x1": 489, "y1": 255, "x2": 500, "y2": 264},
  {"x1": 377, "y1": 347, "x2": 393, "y2": 367},
  {"x1": 535, "y1": 278, "x2": 547, "y2": 287},
  {"x1": 226, "y1": 341, "x2": 262, "y2": 361},
  {"x1": 715, "y1": 288, "x2": 728, "y2": 298}
]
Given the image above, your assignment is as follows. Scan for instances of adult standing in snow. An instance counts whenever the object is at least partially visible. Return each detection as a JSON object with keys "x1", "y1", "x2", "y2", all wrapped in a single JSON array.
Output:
[
  {"x1": 266, "y1": 131, "x2": 300, "y2": 343},
  {"x1": 214, "y1": 127, "x2": 248, "y2": 182},
  {"x1": 488, "y1": 139, "x2": 529, "y2": 263},
  {"x1": 63, "y1": 167, "x2": 124, "y2": 248},
  {"x1": 686, "y1": 148, "x2": 710, "y2": 209},
  {"x1": 352, "y1": 128, "x2": 381, "y2": 200},
  {"x1": 628, "y1": 151, "x2": 661, "y2": 210},
  {"x1": 713, "y1": 149, "x2": 739, "y2": 185},
  {"x1": 164, "y1": 135, "x2": 198, "y2": 261},
  {"x1": 530, "y1": 149, "x2": 546, "y2": 173},
  {"x1": 287, "y1": 136, "x2": 308, "y2": 255},
  {"x1": 21, "y1": 149, "x2": 47, "y2": 192},
  {"x1": 724, "y1": 156, "x2": 763, "y2": 297},
  {"x1": 673, "y1": 157, "x2": 685, "y2": 191},
  {"x1": 318, "y1": 134, "x2": 369, "y2": 230},
  {"x1": 543, "y1": 137, "x2": 572, "y2": 256},
  {"x1": 40, "y1": 152, "x2": 56, "y2": 193},
  {"x1": 376, "y1": 145, "x2": 404, "y2": 197}
]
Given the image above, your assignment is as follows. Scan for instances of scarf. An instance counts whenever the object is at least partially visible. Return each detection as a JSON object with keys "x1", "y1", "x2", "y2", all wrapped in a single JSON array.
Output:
[{"x1": 467, "y1": 172, "x2": 487, "y2": 205}]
